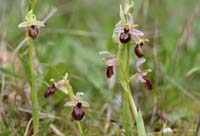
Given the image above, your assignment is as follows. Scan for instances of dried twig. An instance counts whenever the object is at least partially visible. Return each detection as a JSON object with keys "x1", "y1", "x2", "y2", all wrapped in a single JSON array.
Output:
[
  {"x1": 24, "y1": 118, "x2": 33, "y2": 136},
  {"x1": 18, "y1": 107, "x2": 61, "y2": 120},
  {"x1": 50, "y1": 124, "x2": 64, "y2": 136}
]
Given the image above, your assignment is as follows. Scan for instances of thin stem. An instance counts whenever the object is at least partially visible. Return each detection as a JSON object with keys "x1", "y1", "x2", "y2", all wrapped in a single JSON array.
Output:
[
  {"x1": 77, "y1": 122, "x2": 83, "y2": 135},
  {"x1": 126, "y1": 85, "x2": 138, "y2": 119},
  {"x1": 31, "y1": 0, "x2": 36, "y2": 11},
  {"x1": 117, "y1": 44, "x2": 146, "y2": 135},
  {"x1": 66, "y1": 82, "x2": 83, "y2": 135},
  {"x1": 0, "y1": 74, "x2": 5, "y2": 105},
  {"x1": 28, "y1": 38, "x2": 39, "y2": 134}
]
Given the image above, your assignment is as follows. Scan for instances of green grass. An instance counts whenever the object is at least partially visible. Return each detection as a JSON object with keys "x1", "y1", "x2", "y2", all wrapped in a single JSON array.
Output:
[{"x1": 0, "y1": 0, "x2": 200, "y2": 135}]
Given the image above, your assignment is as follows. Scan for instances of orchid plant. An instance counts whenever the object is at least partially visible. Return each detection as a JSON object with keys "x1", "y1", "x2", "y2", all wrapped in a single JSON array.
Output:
[
  {"x1": 18, "y1": 6, "x2": 45, "y2": 134},
  {"x1": 44, "y1": 73, "x2": 89, "y2": 135},
  {"x1": 100, "y1": 0, "x2": 153, "y2": 135}
]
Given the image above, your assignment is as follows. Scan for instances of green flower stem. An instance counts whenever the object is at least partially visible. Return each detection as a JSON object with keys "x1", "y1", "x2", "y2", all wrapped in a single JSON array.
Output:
[
  {"x1": 31, "y1": 0, "x2": 36, "y2": 11},
  {"x1": 66, "y1": 81, "x2": 83, "y2": 135},
  {"x1": 28, "y1": 38, "x2": 39, "y2": 134},
  {"x1": 117, "y1": 44, "x2": 146, "y2": 135}
]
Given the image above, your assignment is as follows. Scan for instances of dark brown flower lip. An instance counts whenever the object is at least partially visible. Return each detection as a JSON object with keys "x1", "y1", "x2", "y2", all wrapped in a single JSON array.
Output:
[
  {"x1": 143, "y1": 76, "x2": 153, "y2": 90},
  {"x1": 120, "y1": 32, "x2": 131, "y2": 44},
  {"x1": 72, "y1": 105, "x2": 85, "y2": 121},
  {"x1": 106, "y1": 65, "x2": 114, "y2": 78},
  {"x1": 28, "y1": 25, "x2": 40, "y2": 39},
  {"x1": 44, "y1": 84, "x2": 57, "y2": 98},
  {"x1": 134, "y1": 44, "x2": 144, "y2": 58}
]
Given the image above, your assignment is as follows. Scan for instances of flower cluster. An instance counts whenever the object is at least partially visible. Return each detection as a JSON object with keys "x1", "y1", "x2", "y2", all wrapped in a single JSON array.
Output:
[
  {"x1": 100, "y1": 1, "x2": 153, "y2": 90},
  {"x1": 44, "y1": 73, "x2": 89, "y2": 121},
  {"x1": 18, "y1": 10, "x2": 44, "y2": 39}
]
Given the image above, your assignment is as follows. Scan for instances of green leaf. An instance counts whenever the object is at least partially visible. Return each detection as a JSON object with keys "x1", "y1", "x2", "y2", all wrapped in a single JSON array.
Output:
[
  {"x1": 0, "y1": 67, "x2": 22, "y2": 79},
  {"x1": 136, "y1": 110, "x2": 146, "y2": 136},
  {"x1": 122, "y1": 91, "x2": 133, "y2": 136}
]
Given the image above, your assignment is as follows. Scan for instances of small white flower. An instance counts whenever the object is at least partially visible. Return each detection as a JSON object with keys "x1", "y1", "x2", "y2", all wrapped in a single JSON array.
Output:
[{"x1": 65, "y1": 92, "x2": 89, "y2": 107}]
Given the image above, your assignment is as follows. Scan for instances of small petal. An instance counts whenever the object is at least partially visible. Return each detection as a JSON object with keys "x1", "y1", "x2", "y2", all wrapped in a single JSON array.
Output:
[
  {"x1": 114, "y1": 27, "x2": 124, "y2": 33},
  {"x1": 131, "y1": 35, "x2": 140, "y2": 43},
  {"x1": 136, "y1": 58, "x2": 146, "y2": 73},
  {"x1": 64, "y1": 101, "x2": 77, "y2": 107},
  {"x1": 80, "y1": 100, "x2": 89, "y2": 107},
  {"x1": 137, "y1": 74, "x2": 146, "y2": 83},
  {"x1": 76, "y1": 92, "x2": 84, "y2": 96},
  {"x1": 99, "y1": 51, "x2": 113, "y2": 56},
  {"x1": 130, "y1": 29, "x2": 144, "y2": 36},
  {"x1": 56, "y1": 86, "x2": 68, "y2": 95},
  {"x1": 18, "y1": 22, "x2": 29, "y2": 28},
  {"x1": 34, "y1": 21, "x2": 45, "y2": 27}
]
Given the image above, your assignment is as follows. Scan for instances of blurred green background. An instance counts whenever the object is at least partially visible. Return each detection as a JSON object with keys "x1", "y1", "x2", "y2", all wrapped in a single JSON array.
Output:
[{"x1": 0, "y1": 0, "x2": 200, "y2": 135}]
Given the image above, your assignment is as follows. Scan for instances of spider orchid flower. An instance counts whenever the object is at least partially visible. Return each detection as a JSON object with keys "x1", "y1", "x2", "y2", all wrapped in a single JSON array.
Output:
[
  {"x1": 44, "y1": 73, "x2": 69, "y2": 98},
  {"x1": 18, "y1": 10, "x2": 44, "y2": 39},
  {"x1": 65, "y1": 92, "x2": 89, "y2": 120},
  {"x1": 135, "y1": 58, "x2": 153, "y2": 90},
  {"x1": 99, "y1": 51, "x2": 116, "y2": 78},
  {"x1": 114, "y1": 14, "x2": 144, "y2": 44},
  {"x1": 99, "y1": 51, "x2": 117, "y2": 88}
]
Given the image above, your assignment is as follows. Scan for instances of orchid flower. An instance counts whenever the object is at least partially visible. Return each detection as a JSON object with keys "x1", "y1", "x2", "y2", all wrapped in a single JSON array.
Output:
[
  {"x1": 65, "y1": 92, "x2": 89, "y2": 107},
  {"x1": 135, "y1": 58, "x2": 153, "y2": 90},
  {"x1": 99, "y1": 51, "x2": 117, "y2": 88},
  {"x1": 44, "y1": 73, "x2": 69, "y2": 97},
  {"x1": 114, "y1": 14, "x2": 144, "y2": 44},
  {"x1": 134, "y1": 39, "x2": 149, "y2": 58},
  {"x1": 18, "y1": 10, "x2": 44, "y2": 39},
  {"x1": 65, "y1": 92, "x2": 89, "y2": 120}
]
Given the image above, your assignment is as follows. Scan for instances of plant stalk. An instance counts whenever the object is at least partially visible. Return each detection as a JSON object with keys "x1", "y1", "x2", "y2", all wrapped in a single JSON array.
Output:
[
  {"x1": 31, "y1": 0, "x2": 36, "y2": 11},
  {"x1": 66, "y1": 81, "x2": 83, "y2": 135},
  {"x1": 28, "y1": 38, "x2": 39, "y2": 134},
  {"x1": 117, "y1": 44, "x2": 146, "y2": 135}
]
